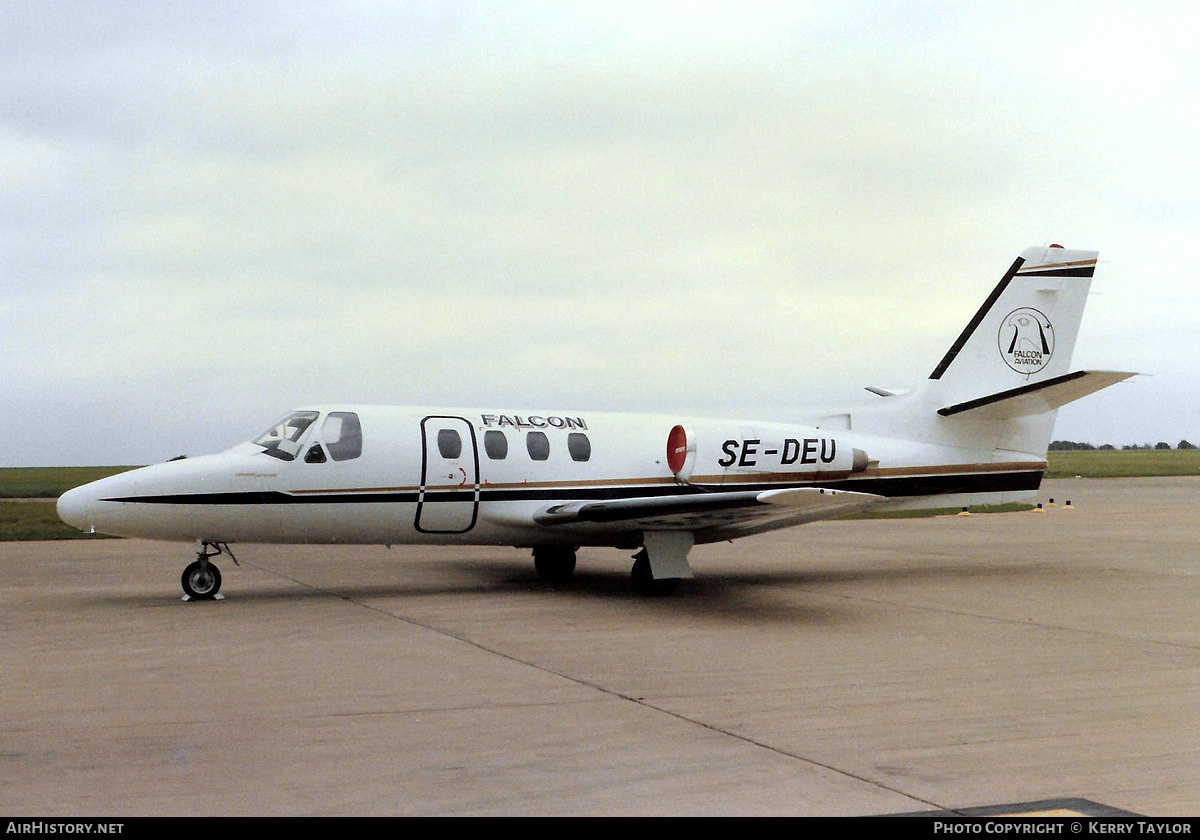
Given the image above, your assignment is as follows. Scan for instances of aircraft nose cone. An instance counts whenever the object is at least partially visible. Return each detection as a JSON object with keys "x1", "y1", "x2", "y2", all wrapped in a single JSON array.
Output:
[{"x1": 57, "y1": 484, "x2": 95, "y2": 533}]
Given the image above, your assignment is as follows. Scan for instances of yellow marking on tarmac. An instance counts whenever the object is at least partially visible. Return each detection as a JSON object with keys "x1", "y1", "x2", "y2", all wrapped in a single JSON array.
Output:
[{"x1": 890, "y1": 798, "x2": 1141, "y2": 817}]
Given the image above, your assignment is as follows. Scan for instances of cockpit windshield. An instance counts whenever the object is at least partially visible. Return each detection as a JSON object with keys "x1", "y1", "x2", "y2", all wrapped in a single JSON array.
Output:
[{"x1": 253, "y1": 411, "x2": 319, "y2": 461}]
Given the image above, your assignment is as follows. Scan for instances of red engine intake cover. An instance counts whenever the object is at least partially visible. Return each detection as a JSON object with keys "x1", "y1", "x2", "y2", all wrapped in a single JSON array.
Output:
[{"x1": 666, "y1": 425, "x2": 688, "y2": 475}]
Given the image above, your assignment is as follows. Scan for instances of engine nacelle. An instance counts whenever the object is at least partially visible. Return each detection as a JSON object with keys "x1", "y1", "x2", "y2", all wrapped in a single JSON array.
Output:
[{"x1": 666, "y1": 423, "x2": 868, "y2": 483}]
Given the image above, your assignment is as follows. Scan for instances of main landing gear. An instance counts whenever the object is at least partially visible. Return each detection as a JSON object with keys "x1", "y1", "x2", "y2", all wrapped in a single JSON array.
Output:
[
  {"x1": 532, "y1": 536, "x2": 692, "y2": 596},
  {"x1": 631, "y1": 550, "x2": 680, "y2": 597},
  {"x1": 533, "y1": 546, "x2": 577, "y2": 583},
  {"x1": 181, "y1": 541, "x2": 237, "y2": 600},
  {"x1": 630, "y1": 531, "x2": 694, "y2": 597}
]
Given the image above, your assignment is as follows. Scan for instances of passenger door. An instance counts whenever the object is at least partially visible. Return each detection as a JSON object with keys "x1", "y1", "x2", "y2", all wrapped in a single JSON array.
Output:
[{"x1": 415, "y1": 416, "x2": 479, "y2": 533}]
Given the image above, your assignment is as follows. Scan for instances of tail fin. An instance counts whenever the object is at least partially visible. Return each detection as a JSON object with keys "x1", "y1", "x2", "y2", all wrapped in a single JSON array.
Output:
[
  {"x1": 928, "y1": 245, "x2": 1097, "y2": 395},
  {"x1": 852, "y1": 246, "x2": 1134, "y2": 455}
]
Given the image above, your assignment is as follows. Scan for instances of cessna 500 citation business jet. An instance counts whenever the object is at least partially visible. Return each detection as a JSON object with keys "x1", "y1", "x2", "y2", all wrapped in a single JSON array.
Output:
[{"x1": 58, "y1": 246, "x2": 1133, "y2": 598}]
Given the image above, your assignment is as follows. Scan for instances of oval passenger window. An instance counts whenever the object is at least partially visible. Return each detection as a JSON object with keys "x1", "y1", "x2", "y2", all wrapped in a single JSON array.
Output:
[{"x1": 437, "y1": 429, "x2": 462, "y2": 459}]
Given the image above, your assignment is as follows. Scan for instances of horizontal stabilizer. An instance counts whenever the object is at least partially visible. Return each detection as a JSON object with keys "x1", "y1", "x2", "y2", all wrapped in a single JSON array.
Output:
[{"x1": 937, "y1": 370, "x2": 1136, "y2": 419}]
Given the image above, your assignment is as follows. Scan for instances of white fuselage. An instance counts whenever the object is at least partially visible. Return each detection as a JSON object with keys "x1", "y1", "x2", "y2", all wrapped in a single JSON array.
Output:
[{"x1": 57, "y1": 404, "x2": 1045, "y2": 547}]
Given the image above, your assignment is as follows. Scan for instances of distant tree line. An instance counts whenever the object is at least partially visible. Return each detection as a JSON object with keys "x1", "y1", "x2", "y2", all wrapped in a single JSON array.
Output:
[{"x1": 1049, "y1": 440, "x2": 1197, "y2": 451}]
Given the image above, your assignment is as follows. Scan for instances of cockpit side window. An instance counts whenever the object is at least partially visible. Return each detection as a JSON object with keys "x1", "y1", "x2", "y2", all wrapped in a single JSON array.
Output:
[
  {"x1": 254, "y1": 411, "x2": 319, "y2": 461},
  {"x1": 321, "y1": 412, "x2": 363, "y2": 461}
]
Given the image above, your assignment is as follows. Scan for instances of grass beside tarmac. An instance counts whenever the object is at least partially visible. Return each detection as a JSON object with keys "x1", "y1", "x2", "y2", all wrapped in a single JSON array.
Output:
[
  {"x1": 0, "y1": 466, "x2": 136, "y2": 498},
  {"x1": 1, "y1": 467, "x2": 135, "y2": 541},
  {"x1": 2, "y1": 450, "x2": 1198, "y2": 540},
  {"x1": 0, "y1": 500, "x2": 114, "y2": 541},
  {"x1": 1044, "y1": 448, "x2": 1200, "y2": 478}
]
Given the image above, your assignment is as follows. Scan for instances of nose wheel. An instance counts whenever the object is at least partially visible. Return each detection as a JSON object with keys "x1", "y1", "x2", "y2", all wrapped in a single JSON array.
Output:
[
  {"x1": 182, "y1": 559, "x2": 221, "y2": 599},
  {"x1": 181, "y1": 541, "x2": 237, "y2": 600}
]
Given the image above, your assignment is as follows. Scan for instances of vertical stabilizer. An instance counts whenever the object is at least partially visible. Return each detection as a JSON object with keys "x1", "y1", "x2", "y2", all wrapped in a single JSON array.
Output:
[
  {"x1": 927, "y1": 246, "x2": 1096, "y2": 398},
  {"x1": 850, "y1": 246, "x2": 1110, "y2": 455}
]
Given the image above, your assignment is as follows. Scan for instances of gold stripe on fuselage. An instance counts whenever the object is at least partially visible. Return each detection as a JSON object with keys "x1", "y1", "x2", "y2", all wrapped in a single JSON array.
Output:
[{"x1": 282, "y1": 461, "x2": 1045, "y2": 496}]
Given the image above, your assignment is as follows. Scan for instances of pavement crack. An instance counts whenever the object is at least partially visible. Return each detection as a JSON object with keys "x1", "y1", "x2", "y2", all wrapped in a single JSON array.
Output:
[{"x1": 293, "y1": 577, "x2": 945, "y2": 812}]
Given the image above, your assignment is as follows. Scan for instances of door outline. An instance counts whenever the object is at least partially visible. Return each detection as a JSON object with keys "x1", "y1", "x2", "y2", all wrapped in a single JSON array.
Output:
[{"x1": 415, "y1": 415, "x2": 480, "y2": 534}]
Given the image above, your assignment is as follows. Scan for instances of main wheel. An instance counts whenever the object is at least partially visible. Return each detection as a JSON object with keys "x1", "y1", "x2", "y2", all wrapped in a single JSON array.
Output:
[
  {"x1": 182, "y1": 559, "x2": 222, "y2": 600},
  {"x1": 631, "y1": 552, "x2": 680, "y2": 597},
  {"x1": 533, "y1": 546, "x2": 577, "y2": 582}
]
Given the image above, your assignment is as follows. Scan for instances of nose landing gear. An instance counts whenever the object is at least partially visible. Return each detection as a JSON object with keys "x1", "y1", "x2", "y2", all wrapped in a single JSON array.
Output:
[{"x1": 181, "y1": 541, "x2": 237, "y2": 600}]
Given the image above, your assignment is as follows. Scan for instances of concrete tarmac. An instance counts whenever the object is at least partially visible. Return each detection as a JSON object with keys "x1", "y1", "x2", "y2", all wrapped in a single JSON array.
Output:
[{"x1": 2, "y1": 477, "x2": 1198, "y2": 816}]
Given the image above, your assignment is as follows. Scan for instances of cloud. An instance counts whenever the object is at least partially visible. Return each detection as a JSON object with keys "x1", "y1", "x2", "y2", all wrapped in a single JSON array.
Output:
[{"x1": 2, "y1": 2, "x2": 1198, "y2": 464}]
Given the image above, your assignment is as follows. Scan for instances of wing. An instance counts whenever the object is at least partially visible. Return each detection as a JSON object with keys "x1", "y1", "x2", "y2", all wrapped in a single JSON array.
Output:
[{"x1": 525, "y1": 486, "x2": 885, "y2": 542}]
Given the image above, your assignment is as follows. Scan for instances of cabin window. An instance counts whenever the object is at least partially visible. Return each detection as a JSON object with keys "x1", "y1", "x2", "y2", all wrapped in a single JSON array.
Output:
[
  {"x1": 484, "y1": 430, "x2": 508, "y2": 460},
  {"x1": 322, "y1": 412, "x2": 362, "y2": 461},
  {"x1": 568, "y1": 432, "x2": 591, "y2": 462},
  {"x1": 437, "y1": 428, "x2": 463, "y2": 459},
  {"x1": 526, "y1": 431, "x2": 549, "y2": 461}
]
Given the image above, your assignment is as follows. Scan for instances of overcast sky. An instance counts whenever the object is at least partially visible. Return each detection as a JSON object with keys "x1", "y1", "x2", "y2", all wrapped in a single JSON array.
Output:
[{"x1": 3, "y1": 1, "x2": 1197, "y2": 466}]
